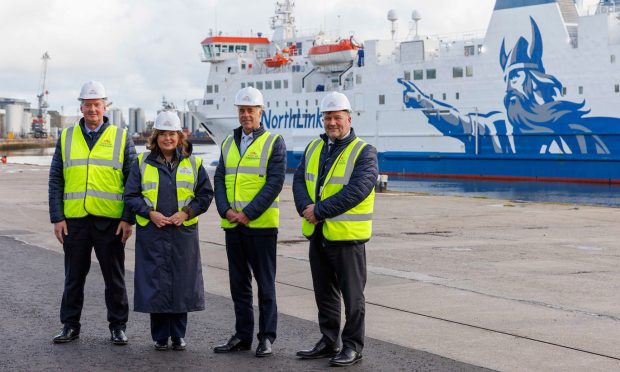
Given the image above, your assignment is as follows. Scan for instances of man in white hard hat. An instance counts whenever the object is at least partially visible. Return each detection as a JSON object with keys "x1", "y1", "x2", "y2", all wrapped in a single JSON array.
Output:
[
  {"x1": 48, "y1": 81, "x2": 136, "y2": 345},
  {"x1": 293, "y1": 91, "x2": 378, "y2": 366},
  {"x1": 213, "y1": 87, "x2": 286, "y2": 357}
]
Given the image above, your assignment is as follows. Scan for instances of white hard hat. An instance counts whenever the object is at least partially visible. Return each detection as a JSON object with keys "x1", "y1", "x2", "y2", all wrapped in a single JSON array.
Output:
[
  {"x1": 78, "y1": 80, "x2": 107, "y2": 100},
  {"x1": 234, "y1": 87, "x2": 264, "y2": 107},
  {"x1": 153, "y1": 111, "x2": 182, "y2": 131},
  {"x1": 320, "y1": 92, "x2": 352, "y2": 113}
]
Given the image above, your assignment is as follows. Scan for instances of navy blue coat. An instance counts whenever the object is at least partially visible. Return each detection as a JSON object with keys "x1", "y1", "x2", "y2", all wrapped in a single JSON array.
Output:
[
  {"x1": 48, "y1": 117, "x2": 137, "y2": 224},
  {"x1": 214, "y1": 124, "x2": 286, "y2": 236},
  {"x1": 124, "y1": 145, "x2": 214, "y2": 313},
  {"x1": 292, "y1": 128, "x2": 378, "y2": 244}
]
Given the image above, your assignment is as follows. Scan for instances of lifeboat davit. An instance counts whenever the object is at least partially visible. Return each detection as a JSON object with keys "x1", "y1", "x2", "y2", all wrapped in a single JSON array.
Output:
[
  {"x1": 308, "y1": 39, "x2": 360, "y2": 66},
  {"x1": 263, "y1": 53, "x2": 291, "y2": 68}
]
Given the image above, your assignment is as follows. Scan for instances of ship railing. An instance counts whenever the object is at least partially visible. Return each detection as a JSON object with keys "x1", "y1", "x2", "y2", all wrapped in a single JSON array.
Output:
[
  {"x1": 422, "y1": 107, "x2": 481, "y2": 155},
  {"x1": 187, "y1": 99, "x2": 202, "y2": 113}
]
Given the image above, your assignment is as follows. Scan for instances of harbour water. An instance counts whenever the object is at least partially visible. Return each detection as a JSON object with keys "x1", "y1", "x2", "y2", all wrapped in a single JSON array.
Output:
[{"x1": 3, "y1": 144, "x2": 619, "y2": 207}]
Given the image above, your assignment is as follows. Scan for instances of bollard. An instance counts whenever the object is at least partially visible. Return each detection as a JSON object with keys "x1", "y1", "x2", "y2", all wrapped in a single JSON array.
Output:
[{"x1": 375, "y1": 174, "x2": 389, "y2": 192}]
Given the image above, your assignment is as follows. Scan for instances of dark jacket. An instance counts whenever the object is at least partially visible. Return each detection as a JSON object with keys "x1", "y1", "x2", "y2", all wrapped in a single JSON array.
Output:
[
  {"x1": 214, "y1": 124, "x2": 286, "y2": 236},
  {"x1": 48, "y1": 116, "x2": 137, "y2": 224},
  {"x1": 123, "y1": 145, "x2": 214, "y2": 313},
  {"x1": 293, "y1": 128, "x2": 378, "y2": 244}
]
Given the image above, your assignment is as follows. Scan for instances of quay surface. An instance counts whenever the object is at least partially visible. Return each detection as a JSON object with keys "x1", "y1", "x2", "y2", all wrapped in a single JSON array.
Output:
[
  {"x1": 0, "y1": 138, "x2": 55, "y2": 151},
  {"x1": 1, "y1": 163, "x2": 619, "y2": 371}
]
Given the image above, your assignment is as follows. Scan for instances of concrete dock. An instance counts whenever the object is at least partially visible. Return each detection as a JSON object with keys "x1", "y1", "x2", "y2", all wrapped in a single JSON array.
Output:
[{"x1": 1, "y1": 163, "x2": 619, "y2": 371}]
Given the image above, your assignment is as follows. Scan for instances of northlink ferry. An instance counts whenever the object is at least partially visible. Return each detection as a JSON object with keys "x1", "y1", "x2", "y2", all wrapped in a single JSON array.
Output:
[{"x1": 189, "y1": 0, "x2": 620, "y2": 183}]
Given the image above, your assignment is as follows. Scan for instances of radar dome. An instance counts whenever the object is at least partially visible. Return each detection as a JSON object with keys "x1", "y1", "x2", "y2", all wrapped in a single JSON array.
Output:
[
  {"x1": 387, "y1": 9, "x2": 399, "y2": 22},
  {"x1": 412, "y1": 10, "x2": 422, "y2": 22}
]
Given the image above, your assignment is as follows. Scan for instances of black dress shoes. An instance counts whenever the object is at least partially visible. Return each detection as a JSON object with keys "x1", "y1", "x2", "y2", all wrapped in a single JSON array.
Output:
[
  {"x1": 154, "y1": 340, "x2": 168, "y2": 351},
  {"x1": 213, "y1": 336, "x2": 252, "y2": 353},
  {"x1": 296, "y1": 339, "x2": 340, "y2": 359},
  {"x1": 110, "y1": 329, "x2": 128, "y2": 345},
  {"x1": 329, "y1": 347, "x2": 363, "y2": 366},
  {"x1": 53, "y1": 328, "x2": 79, "y2": 344},
  {"x1": 255, "y1": 338, "x2": 272, "y2": 357},
  {"x1": 171, "y1": 337, "x2": 186, "y2": 351}
]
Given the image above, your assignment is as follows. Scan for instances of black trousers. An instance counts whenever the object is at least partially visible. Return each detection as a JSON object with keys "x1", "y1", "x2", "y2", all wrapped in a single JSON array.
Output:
[
  {"x1": 60, "y1": 217, "x2": 129, "y2": 332},
  {"x1": 309, "y1": 231, "x2": 367, "y2": 352},
  {"x1": 150, "y1": 313, "x2": 188, "y2": 342},
  {"x1": 225, "y1": 230, "x2": 277, "y2": 343}
]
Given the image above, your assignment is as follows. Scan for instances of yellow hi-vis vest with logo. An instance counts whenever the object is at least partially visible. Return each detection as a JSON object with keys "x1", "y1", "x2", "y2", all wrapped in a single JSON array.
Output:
[
  {"x1": 220, "y1": 131, "x2": 281, "y2": 229},
  {"x1": 61, "y1": 124, "x2": 127, "y2": 219},
  {"x1": 135, "y1": 151, "x2": 202, "y2": 227},
  {"x1": 302, "y1": 137, "x2": 375, "y2": 241}
]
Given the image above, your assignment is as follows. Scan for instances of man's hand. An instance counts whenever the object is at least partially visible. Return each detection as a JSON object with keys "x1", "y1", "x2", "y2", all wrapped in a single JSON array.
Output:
[
  {"x1": 225, "y1": 208, "x2": 238, "y2": 223},
  {"x1": 54, "y1": 220, "x2": 68, "y2": 244},
  {"x1": 303, "y1": 204, "x2": 319, "y2": 225},
  {"x1": 236, "y1": 211, "x2": 250, "y2": 225},
  {"x1": 149, "y1": 211, "x2": 171, "y2": 228},
  {"x1": 170, "y1": 211, "x2": 189, "y2": 226},
  {"x1": 116, "y1": 221, "x2": 133, "y2": 243}
]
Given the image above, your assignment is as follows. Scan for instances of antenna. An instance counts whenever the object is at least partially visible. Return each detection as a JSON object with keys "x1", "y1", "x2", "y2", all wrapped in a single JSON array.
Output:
[
  {"x1": 387, "y1": 9, "x2": 399, "y2": 40},
  {"x1": 412, "y1": 10, "x2": 422, "y2": 40}
]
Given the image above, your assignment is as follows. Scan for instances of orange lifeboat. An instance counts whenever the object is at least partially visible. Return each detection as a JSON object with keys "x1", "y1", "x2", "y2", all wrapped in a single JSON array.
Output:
[
  {"x1": 308, "y1": 38, "x2": 360, "y2": 66},
  {"x1": 263, "y1": 53, "x2": 291, "y2": 68}
]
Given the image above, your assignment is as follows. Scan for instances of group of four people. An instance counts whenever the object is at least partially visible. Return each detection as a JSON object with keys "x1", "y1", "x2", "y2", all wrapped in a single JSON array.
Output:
[{"x1": 48, "y1": 81, "x2": 378, "y2": 367}]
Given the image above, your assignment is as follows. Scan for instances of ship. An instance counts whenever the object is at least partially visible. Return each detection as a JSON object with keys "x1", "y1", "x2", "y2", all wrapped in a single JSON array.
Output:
[{"x1": 189, "y1": 0, "x2": 620, "y2": 184}]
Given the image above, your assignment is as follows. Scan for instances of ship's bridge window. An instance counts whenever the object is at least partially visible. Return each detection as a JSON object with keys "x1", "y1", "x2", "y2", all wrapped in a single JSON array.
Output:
[
  {"x1": 203, "y1": 45, "x2": 213, "y2": 58},
  {"x1": 413, "y1": 70, "x2": 423, "y2": 80},
  {"x1": 426, "y1": 69, "x2": 436, "y2": 79},
  {"x1": 283, "y1": 80, "x2": 289, "y2": 89},
  {"x1": 477, "y1": 44, "x2": 483, "y2": 54},
  {"x1": 207, "y1": 85, "x2": 213, "y2": 94},
  {"x1": 404, "y1": 71, "x2": 411, "y2": 80},
  {"x1": 257, "y1": 81, "x2": 264, "y2": 90},
  {"x1": 464, "y1": 45, "x2": 475, "y2": 57},
  {"x1": 274, "y1": 80, "x2": 282, "y2": 89},
  {"x1": 247, "y1": 82, "x2": 254, "y2": 87},
  {"x1": 466, "y1": 66, "x2": 474, "y2": 77},
  {"x1": 236, "y1": 45, "x2": 248, "y2": 53},
  {"x1": 453, "y1": 67, "x2": 464, "y2": 78},
  {"x1": 615, "y1": 84, "x2": 619, "y2": 93},
  {"x1": 265, "y1": 81, "x2": 273, "y2": 90},
  {"x1": 379, "y1": 95, "x2": 385, "y2": 105},
  {"x1": 213, "y1": 44, "x2": 221, "y2": 55},
  {"x1": 612, "y1": 55, "x2": 616, "y2": 63},
  {"x1": 241, "y1": 82, "x2": 246, "y2": 88},
  {"x1": 228, "y1": 45, "x2": 235, "y2": 52},
  {"x1": 205, "y1": 99, "x2": 214, "y2": 105}
]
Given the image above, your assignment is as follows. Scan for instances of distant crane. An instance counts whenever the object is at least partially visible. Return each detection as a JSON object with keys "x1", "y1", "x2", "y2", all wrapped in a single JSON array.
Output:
[{"x1": 32, "y1": 52, "x2": 50, "y2": 138}]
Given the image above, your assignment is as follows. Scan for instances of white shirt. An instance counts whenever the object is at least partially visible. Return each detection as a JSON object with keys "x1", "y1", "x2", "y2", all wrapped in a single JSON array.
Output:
[{"x1": 240, "y1": 131, "x2": 254, "y2": 156}]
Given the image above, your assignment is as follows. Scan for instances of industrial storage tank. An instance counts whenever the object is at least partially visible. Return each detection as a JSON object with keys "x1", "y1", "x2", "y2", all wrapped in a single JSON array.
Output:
[
  {"x1": 21, "y1": 111, "x2": 33, "y2": 137},
  {"x1": 5, "y1": 104, "x2": 24, "y2": 139},
  {"x1": 107, "y1": 108, "x2": 123, "y2": 127}
]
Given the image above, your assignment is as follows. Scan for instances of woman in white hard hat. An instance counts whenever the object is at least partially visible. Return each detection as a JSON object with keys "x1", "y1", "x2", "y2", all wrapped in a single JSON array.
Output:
[{"x1": 124, "y1": 111, "x2": 214, "y2": 351}]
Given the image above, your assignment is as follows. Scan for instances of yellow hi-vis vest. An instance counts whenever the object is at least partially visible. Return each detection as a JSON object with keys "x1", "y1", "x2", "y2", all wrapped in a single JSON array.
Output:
[
  {"x1": 220, "y1": 131, "x2": 281, "y2": 229},
  {"x1": 61, "y1": 124, "x2": 127, "y2": 219},
  {"x1": 302, "y1": 137, "x2": 375, "y2": 241},
  {"x1": 135, "y1": 152, "x2": 202, "y2": 227}
]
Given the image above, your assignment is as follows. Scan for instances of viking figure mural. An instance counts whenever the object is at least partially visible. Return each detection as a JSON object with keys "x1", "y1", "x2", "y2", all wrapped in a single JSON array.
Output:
[{"x1": 399, "y1": 17, "x2": 619, "y2": 155}]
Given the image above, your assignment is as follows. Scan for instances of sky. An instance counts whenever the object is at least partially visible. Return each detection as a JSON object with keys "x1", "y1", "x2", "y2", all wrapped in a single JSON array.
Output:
[{"x1": 1, "y1": 0, "x2": 497, "y2": 121}]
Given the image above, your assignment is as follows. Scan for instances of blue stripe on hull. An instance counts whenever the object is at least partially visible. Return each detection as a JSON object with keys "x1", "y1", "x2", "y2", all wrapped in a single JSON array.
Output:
[{"x1": 286, "y1": 151, "x2": 620, "y2": 184}]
